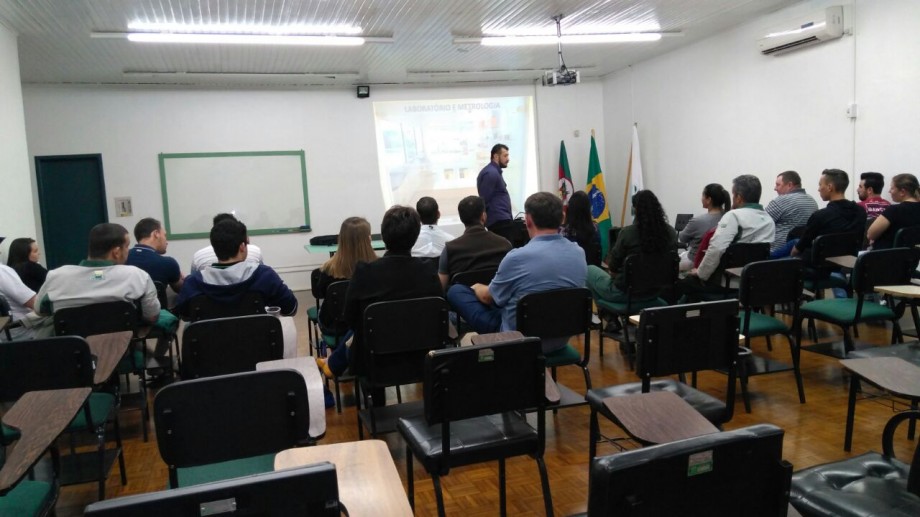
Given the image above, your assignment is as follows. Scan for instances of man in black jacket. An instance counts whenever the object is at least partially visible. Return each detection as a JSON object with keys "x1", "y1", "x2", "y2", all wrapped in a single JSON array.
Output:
[{"x1": 791, "y1": 169, "x2": 866, "y2": 260}]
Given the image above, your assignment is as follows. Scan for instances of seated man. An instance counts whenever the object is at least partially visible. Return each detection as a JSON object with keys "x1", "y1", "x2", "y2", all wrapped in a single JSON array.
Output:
[
  {"x1": 856, "y1": 171, "x2": 890, "y2": 221},
  {"x1": 766, "y1": 170, "x2": 818, "y2": 254},
  {"x1": 679, "y1": 175, "x2": 775, "y2": 300},
  {"x1": 35, "y1": 223, "x2": 171, "y2": 335},
  {"x1": 446, "y1": 192, "x2": 587, "y2": 353},
  {"x1": 126, "y1": 217, "x2": 184, "y2": 293},
  {"x1": 323, "y1": 206, "x2": 441, "y2": 406},
  {"x1": 411, "y1": 196, "x2": 454, "y2": 258},
  {"x1": 0, "y1": 263, "x2": 37, "y2": 340},
  {"x1": 190, "y1": 213, "x2": 263, "y2": 272},
  {"x1": 175, "y1": 219, "x2": 297, "y2": 317},
  {"x1": 789, "y1": 169, "x2": 866, "y2": 260},
  {"x1": 437, "y1": 195, "x2": 512, "y2": 291}
]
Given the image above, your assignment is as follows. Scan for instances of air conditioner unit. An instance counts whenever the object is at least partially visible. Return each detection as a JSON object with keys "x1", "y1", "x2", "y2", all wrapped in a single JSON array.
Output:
[{"x1": 758, "y1": 6, "x2": 843, "y2": 56}]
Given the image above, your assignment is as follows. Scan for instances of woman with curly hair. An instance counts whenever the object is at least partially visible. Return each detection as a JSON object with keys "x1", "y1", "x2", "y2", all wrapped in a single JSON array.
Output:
[{"x1": 586, "y1": 190, "x2": 677, "y2": 303}]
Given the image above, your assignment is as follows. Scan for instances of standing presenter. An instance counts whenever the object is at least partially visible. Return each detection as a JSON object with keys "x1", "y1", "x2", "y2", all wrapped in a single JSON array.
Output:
[{"x1": 477, "y1": 143, "x2": 514, "y2": 242}]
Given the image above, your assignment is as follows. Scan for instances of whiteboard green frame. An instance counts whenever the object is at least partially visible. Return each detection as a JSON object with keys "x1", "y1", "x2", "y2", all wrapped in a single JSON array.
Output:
[{"x1": 158, "y1": 150, "x2": 310, "y2": 239}]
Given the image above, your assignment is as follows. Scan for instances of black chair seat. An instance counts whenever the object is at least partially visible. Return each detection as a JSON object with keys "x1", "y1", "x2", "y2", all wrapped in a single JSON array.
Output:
[
  {"x1": 398, "y1": 413, "x2": 538, "y2": 471},
  {"x1": 587, "y1": 378, "x2": 726, "y2": 427},
  {"x1": 790, "y1": 452, "x2": 918, "y2": 516}
]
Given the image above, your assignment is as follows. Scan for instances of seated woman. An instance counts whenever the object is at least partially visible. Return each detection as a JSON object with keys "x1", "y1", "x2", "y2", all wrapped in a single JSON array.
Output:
[
  {"x1": 6, "y1": 238, "x2": 48, "y2": 292},
  {"x1": 314, "y1": 217, "x2": 377, "y2": 377},
  {"x1": 678, "y1": 184, "x2": 729, "y2": 271},
  {"x1": 867, "y1": 173, "x2": 920, "y2": 249},
  {"x1": 560, "y1": 191, "x2": 602, "y2": 266},
  {"x1": 587, "y1": 190, "x2": 678, "y2": 304}
]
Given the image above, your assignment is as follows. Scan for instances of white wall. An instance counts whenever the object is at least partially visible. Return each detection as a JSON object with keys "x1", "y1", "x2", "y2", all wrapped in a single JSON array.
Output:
[
  {"x1": 22, "y1": 82, "x2": 603, "y2": 290},
  {"x1": 601, "y1": 0, "x2": 904, "y2": 222},
  {"x1": 0, "y1": 23, "x2": 36, "y2": 258}
]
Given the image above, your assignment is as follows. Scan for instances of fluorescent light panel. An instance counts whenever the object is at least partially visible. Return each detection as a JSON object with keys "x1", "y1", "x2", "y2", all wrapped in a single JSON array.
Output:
[
  {"x1": 127, "y1": 21, "x2": 363, "y2": 35},
  {"x1": 126, "y1": 33, "x2": 365, "y2": 46}
]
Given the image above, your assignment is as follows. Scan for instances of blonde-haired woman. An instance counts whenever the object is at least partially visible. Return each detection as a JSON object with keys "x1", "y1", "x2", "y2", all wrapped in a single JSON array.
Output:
[
  {"x1": 316, "y1": 217, "x2": 377, "y2": 382},
  {"x1": 867, "y1": 173, "x2": 920, "y2": 249}
]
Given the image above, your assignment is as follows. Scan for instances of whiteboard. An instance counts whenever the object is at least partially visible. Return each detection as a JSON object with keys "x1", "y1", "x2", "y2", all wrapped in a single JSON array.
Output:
[{"x1": 159, "y1": 151, "x2": 310, "y2": 239}]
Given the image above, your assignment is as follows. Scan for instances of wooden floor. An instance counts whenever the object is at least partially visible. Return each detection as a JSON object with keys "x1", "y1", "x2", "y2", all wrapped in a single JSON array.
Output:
[{"x1": 53, "y1": 294, "x2": 919, "y2": 516}]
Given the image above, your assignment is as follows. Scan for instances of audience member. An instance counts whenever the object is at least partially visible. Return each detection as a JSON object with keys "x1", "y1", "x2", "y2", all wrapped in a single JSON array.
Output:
[
  {"x1": 0, "y1": 262, "x2": 37, "y2": 341},
  {"x1": 766, "y1": 171, "x2": 818, "y2": 253},
  {"x1": 315, "y1": 216, "x2": 377, "y2": 332},
  {"x1": 560, "y1": 190, "x2": 601, "y2": 267},
  {"x1": 438, "y1": 195, "x2": 512, "y2": 290},
  {"x1": 857, "y1": 171, "x2": 890, "y2": 220},
  {"x1": 867, "y1": 173, "x2": 920, "y2": 249},
  {"x1": 587, "y1": 190, "x2": 677, "y2": 304},
  {"x1": 679, "y1": 175, "x2": 775, "y2": 300},
  {"x1": 336, "y1": 206, "x2": 442, "y2": 405},
  {"x1": 35, "y1": 223, "x2": 172, "y2": 335},
  {"x1": 411, "y1": 196, "x2": 454, "y2": 258},
  {"x1": 678, "y1": 184, "x2": 730, "y2": 271},
  {"x1": 477, "y1": 143, "x2": 515, "y2": 242},
  {"x1": 788, "y1": 169, "x2": 866, "y2": 260},
  {"x1": 447, "y1": 192, "x2": 587, "y2": 353},
  {"x1": 6, "y1": 237, "x2": 47, "y2": 292},
  {"x1": 125, "y1": 218, "x2": 184, "y2": 293},
  {"x1": 190, "y1": 213, "x2": 263, "y2": 272},
  {"x1": 175, "y1": 219, "x2": 297, "y2": 318}
]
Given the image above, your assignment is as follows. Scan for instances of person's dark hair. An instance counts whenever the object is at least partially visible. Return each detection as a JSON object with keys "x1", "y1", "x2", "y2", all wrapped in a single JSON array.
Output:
[
  {"x1": 892, "y1": 173, "x2": 920, "y2": 198},
  {"x1": 133, "y1": 217, "x2": 162, "y2": 242},
  {"x1": 860, "y1": 172, "x2": 885, "y2": 195},
  {"x1": 88, "y1": 223, "x2": 129, "y2": 259},
  {"x1": 210, "y1": 219, "x2": 247, "y2": 261},
  {"x1": 564, "y1": 191, "x2": 595, "y2": 241},
  {"x1": 490, "y1": 144, "x2": 508, "y2": 160},
  {"x1": 458, "y1": 196, "x2": 486, "y2": 227},
  {"x1": 732, "y1": 175, "x2": 763, "y2": 204},
  {"x1": 777, "y1": 170, "x2": 802, "y2": 187},
  {"x1": 631, "y1": 190, "x2": 671, "y2": 254},
  {"x1": 524, "y1": 192, "x2": 564, "y2": 229},
  {"x1": 703, "y1": 183, "x2": 730, "y2": 213},
  {"x1": 212, "y1": 213, "x2": 238, "y2": 226},
  {"x1": 381, "y1": 205, "x2": 421, "y2": 252},
  {"x1": 821, "y1": 169, "x2": 849, "y2": 193},
  {"x1": 6, "y1": 238, "x2": 35, "y2": 267},
  {"x1": 416, "y1": 197, "x2": 439, "y2": 225}
]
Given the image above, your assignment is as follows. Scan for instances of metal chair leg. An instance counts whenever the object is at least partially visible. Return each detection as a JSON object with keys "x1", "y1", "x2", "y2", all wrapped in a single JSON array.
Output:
[
  {"x1": 499, "y1": 458, "x2": 506, "y2": 517},
  {"x1": 432, "y1": 474, "x2": 446, "y2": 517},
  {"x1": 405, "y1": 446, "x2": 414, "y2": 510},
  {"x1": 536, "y1": 456, "x2": 554, "y2": 517}
]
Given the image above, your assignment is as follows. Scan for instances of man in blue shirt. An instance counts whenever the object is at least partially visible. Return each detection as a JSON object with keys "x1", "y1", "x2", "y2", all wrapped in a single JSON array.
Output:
[
  {"x1": 447, "y1": 192, "x2": 587, "y2": 353},
  {"x1": 477, "y1": 143, "x2": 514, "y2": 242},
  {"x1": 125, "y1": 217, "x2": 184, "y2": 294}
]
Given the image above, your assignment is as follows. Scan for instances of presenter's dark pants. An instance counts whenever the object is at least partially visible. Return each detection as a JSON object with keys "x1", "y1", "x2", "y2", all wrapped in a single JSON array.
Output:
[{"x1": 488, "y1": 219, "x2": 515, "y2": 243}]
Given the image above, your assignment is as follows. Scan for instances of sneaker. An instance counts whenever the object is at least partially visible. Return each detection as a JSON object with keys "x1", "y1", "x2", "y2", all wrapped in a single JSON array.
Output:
[
  {"x1": 323, "y1": 387, "x2": 336, "y2": 409},
  {"x1": 315, "y1": 358, "x2": 334, "y2": 379}
]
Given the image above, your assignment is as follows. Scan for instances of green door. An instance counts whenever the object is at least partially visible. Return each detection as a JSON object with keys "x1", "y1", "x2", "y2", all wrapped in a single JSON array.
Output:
[{"x1": 35, "y1": 154, "x2": 108, "y2": 269}]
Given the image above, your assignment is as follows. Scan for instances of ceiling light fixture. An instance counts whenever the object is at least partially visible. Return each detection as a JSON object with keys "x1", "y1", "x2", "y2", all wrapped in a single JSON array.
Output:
[{"x1": 92, "y1": 21, "x2": 391, "y2": 46}]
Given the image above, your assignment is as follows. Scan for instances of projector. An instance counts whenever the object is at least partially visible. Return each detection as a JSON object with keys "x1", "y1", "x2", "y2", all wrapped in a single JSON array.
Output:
[{"x1": 542, "y1": 68, "x2": 580, "y2": 86}]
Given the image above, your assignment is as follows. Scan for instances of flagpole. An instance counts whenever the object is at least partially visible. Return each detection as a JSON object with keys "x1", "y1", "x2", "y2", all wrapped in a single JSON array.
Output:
[{"x1": 620, "y1": 123, "x2": 639, "y2": 227}]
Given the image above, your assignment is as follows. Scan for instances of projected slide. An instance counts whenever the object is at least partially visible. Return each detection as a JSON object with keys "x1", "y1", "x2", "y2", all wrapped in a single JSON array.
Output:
[{"x1": 373, "y1": 96, "x2": 538, "y2": 223}]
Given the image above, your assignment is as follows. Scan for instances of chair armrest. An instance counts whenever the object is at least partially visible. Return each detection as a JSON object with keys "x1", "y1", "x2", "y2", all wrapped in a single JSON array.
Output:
[{"x1": 881, "y1": 410, "x2": 920, "y2": 497}]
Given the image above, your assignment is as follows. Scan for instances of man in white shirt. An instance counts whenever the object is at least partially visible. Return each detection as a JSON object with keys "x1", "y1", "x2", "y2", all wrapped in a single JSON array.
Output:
[
  {"x1": 0, "y1": 263, "x2": 37, "y2": 340},
  {"x1": 411, "y1": 197, "x2": 454, "y2": 258},
  {"x1": 678, "y1": 175, "x2": 775, "y2": 300},
  {"x1": 190, "y1": 213, "x2": 263, "y2": 272}
]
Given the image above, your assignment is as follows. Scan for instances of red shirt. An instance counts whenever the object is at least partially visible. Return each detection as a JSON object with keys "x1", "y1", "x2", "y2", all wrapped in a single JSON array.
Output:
[{"x1": 858, "y1": 196, "x2": 891, "y2": 219}]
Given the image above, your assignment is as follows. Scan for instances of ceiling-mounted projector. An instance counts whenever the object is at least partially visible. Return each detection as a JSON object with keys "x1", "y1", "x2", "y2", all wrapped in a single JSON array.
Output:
[
  {"x1": 543, "y1": 68, "x2": 580, "y2": 86},
  {"x1": 541, "y1": 14, "x2": 579, "y2": 87}
]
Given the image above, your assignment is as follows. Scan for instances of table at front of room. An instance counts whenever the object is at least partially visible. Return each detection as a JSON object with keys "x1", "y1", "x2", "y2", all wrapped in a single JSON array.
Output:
[{"x1": 275, "y1": 439, "x2": 413, "y2": 517}]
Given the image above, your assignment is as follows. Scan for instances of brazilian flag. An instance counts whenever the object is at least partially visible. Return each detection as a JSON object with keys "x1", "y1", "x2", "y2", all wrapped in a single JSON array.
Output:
[{"x1": 586, "y1": 135, "x2": 611, "y2": 257}]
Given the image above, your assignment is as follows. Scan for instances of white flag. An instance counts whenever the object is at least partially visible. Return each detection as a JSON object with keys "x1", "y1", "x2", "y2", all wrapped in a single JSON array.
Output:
[{"x1": 628, "y1": 125, "x2": 644, "y2": 196}]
